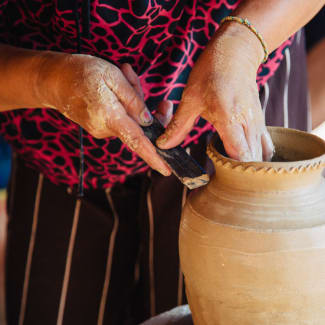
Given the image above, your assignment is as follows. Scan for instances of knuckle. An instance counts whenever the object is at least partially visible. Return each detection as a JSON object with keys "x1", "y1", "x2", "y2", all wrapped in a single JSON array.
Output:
[
  {"x1": 106, "y1": 110, "x2": 124, "y2": 129},
  {"x1": 86, "y1": 119, "x2": 108, "y2": 139},
  {"x1": 87, "y1": 123, "x2": 104, "y2": 138},
  {"x1": 119, "y1": 130, "x2": 144, "y2": 151},
  {"x1": 107, "y1": 94, "x2": 121, "y2": 112},
  {"x1": 104, "y1": 64, "x2": 121, "y2": 86},
  {"x1": 77, "y1": 57, "x2": 108, "y2": 82},
  {"x1": 126, "y1": 91, "x2": 141, "y2": 110}
]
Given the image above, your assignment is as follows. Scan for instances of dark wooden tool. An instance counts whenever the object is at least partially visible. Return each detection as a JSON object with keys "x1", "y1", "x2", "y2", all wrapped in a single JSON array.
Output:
[{"x1": 141, "y1": 117, "x2": 209, "y2": 189}]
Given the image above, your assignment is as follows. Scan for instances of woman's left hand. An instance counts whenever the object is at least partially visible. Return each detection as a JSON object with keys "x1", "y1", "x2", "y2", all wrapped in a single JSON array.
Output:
[{"x1": 156, "y1": 23, "x2": 274, "y2": 162}]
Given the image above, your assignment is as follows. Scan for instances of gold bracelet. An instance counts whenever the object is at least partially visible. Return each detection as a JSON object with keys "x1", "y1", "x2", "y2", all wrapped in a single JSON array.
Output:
[{"x1": 220, "y1": 16, "x2": 269, "y2": 63}]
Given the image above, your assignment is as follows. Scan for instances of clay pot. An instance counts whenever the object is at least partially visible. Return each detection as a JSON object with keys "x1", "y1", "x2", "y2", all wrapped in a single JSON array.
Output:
[{"x1": 179, "y1": 127, "x2": 325, "y2": 325}]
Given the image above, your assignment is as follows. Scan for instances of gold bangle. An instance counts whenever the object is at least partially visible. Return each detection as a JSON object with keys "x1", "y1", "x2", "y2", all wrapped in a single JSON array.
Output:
[{"x1": 220, "y1": 16, "x2": 269, "y2": 63}]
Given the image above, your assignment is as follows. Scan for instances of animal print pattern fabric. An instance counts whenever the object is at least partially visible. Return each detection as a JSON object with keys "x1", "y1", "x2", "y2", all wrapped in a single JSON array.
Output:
[{"x1": 0, "y1": 0, "x2": 294, "y2": 189}]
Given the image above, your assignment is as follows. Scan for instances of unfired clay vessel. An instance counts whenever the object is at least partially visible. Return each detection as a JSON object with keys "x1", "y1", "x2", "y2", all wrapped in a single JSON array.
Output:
[{"x1": 179, "y1": 127, "x2": 325, "y2": 325}]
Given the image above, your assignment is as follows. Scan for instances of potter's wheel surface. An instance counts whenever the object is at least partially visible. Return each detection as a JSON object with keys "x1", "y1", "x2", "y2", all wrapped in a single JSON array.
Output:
[{"x1": 141, "y1": 305, "x2": 193, "y2": 325}]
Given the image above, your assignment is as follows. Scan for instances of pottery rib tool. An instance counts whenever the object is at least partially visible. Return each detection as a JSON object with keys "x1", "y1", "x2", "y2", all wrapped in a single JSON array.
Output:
[{"x1": 141, "y1": 116, "x2": 210, "y2": 189}]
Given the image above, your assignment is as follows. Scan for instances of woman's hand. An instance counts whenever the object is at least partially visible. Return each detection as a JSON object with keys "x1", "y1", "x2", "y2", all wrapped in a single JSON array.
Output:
[
  {"x1": 36, "y1": 53, "x2": 172, "y2": 176},
  {"x1": 157, "y1": 23, "x2": 274, "y2": 162}
]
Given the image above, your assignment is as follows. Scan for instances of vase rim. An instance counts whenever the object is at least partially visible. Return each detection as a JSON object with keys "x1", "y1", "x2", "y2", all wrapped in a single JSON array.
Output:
[{"x1": 208, "y1": 127, "x2": 325, "y2": 174}]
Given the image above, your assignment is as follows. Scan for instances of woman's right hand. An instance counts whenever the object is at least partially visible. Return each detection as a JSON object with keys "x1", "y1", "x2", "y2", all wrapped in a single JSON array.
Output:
[{"x1": 36, "y1": 52, "x2": 171, "y2": 176}]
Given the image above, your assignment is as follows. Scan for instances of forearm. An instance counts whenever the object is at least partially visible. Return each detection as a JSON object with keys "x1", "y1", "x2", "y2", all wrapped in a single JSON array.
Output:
[
  {"x1": 233, "y1": 0, "x2": 325, "y2": 54},
  {"x1": 209, "y1": 0, "x2": 325, "y2": 79},
  {"x1": 0, "y1": 44, "x2": 59, "y2": 112}
]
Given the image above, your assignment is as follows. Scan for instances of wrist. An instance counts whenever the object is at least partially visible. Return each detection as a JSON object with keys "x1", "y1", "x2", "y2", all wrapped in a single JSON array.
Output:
[
  {"x1": 34, "y1": 50, "x2": 69, "y2": 110},
  {"x1": 215, "y1": 21, "x2": 265, "y2": 69},
  {"x1": 0, "y1": 46, "x2": 62, "y2": 110}
]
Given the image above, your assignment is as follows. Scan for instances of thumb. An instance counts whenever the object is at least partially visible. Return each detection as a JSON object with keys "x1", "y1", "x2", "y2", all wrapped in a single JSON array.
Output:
[{"x1": 156, "y1": 100, "x2": 200, "y2": 149}]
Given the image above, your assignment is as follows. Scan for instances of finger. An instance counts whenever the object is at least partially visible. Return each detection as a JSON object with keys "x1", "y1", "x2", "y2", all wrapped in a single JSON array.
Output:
[
  {"x1": 104, "y1": 64, "x2": 152, "y2": 126},
  {"x1": 155, "y1": 100, "x2": 173, "y2": 127},
  {"x1": 255, "y1": 133, "x2": 263, "y2": 161},
  {"x1": 261, "y1": 128, "x2": 275, "y2": 161},
  {"x1": 121, "y1": 63, "x2": 144, "y2": 100},
  {"x1": 217, "y1": 122, "x2": 253, "y2": 161},
  {"x1": 156, "y1": 100, "x2": 200, "y2": 149},
  {"x1": 243, "y1": 98, "x2": 272, "y2": 161},
  {"x1": 110, "y1": 110, "x2": 171, "y2": 176},
  {"x1": 242, "y1": 115, "x2": 262, "y2": 161}
]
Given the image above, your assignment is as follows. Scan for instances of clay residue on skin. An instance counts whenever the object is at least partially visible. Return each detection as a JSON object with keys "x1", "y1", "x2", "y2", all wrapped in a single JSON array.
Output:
[
  {"x1": 119, "y1": 129, "x2": 139, "y2": 151},
  {"x1": 230, "y1": 112, "x2": 245, "y2": 125},
  {"x1": 82, "y1": 67, "x2": 124, "y2": 135},
  {"x1": 61, "y1": 102, "x2": 74, "y2": 120},
  {"x1": 157, "y1": 117, "x2": 182, "y2": 145}
]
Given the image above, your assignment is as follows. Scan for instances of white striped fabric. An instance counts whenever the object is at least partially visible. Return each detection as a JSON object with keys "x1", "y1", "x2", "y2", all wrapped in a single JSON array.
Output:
[
  {"x1": 97, "y1": 189, "x2": 120, "y2": 325},
  {"x1": 56, "y1": 199, "x2": 82, "y2": 325},
  {"x1": 297, "y1": 29, "x2": 302, "y2": 45},
  {"x1": 146, "y1": 170, "x2": 156, "y2": 317},
  {"x1": 262, "y1": 82, "x2": 270, "y2": 115},
  {"x1": 283, "y1": 48, "x2": 291, "y2": 128},
  {"x1": 18, "y1": 174, "x2": 44, "y2": 325}
]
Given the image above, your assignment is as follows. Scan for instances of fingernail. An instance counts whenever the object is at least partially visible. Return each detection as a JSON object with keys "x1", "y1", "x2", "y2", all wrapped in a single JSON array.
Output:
[
  {"x1": 140, "y1": 109, "x2": 153, "y2": 126},
  {"x1": 156, "y1": 134, "x2": 168, "y2": 147}
]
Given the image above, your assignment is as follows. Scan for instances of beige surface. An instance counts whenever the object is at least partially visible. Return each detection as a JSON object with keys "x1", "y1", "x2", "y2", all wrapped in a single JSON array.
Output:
[{"x1": 180, "y1": 127, "x2": 325, "y2": 325}]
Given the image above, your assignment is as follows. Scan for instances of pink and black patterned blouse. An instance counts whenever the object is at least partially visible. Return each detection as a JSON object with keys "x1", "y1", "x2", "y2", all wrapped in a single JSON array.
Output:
[{"x1": 0, "y1": 0, "x2": 294, "y2": 190}]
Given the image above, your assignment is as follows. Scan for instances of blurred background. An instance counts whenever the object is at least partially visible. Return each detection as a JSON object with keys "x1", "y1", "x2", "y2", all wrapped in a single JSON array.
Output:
[
  {"x1": 0, "y1": 134, "x2": 10, "y2": 323},
  {"x1": 306, "y1": 7, "x2": 325, "y2": 136},
  {"x1": 0, "y1": 134, "x2": 11, "y2": 219}
]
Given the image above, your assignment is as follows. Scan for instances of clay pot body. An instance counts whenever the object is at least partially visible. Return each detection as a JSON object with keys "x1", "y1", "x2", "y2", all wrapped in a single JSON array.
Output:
[{"x1": 179, "y1": 127, "x2": 325, "y2": 325}]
